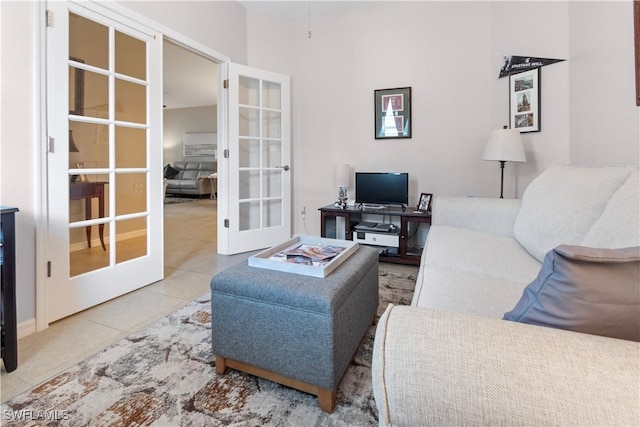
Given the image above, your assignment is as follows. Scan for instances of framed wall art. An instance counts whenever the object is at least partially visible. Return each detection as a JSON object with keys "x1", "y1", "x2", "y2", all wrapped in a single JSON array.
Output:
[
  {"x1": 69, "y1": 57, "x2": 85, "y2": 116},
  {"x1": 509, "y1": 68, "x2": 540, "y2": 133},
  {"x1": 374, "y1": 87, "x2": 411, "y2": 139},
  {"x1": 183, "y1": 132, "x2": 217, "y2": 158},
  {"x1": 75, "y1": 162, "x2": 90, "y2": 183}
]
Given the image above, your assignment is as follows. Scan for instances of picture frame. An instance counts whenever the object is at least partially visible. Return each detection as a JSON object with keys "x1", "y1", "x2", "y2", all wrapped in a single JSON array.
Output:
[
  {"x1": 417, "y1": 192, "x2": 433, "y2": 213},
  {"x1": 509, "y1": 68, "x2": 540, "y2": 133},
  {"x1": 69, "y1": 57, "x2": 85, "y2": 116},
  {"x1": 374, "y1": 87, "x2": 412, "y2": 139},
  {"x1": 183, "y1": 132, "x2": 217, "y2": 157},
  {"x1": 75, "y1": 162, "x2": 89, "y2": 183}
]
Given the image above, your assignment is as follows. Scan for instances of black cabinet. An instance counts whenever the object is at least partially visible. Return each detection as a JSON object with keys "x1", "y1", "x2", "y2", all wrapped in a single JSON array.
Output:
[
  {"x1": 1, "y1": 206, "x2": 18, "y2": 372},
  {"x1": 319, "y1": 204, "x2": 431, "y2": 266}
]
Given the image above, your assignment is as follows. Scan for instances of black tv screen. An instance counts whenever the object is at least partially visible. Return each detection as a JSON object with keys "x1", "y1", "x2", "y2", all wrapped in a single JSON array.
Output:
[{"x1": 355, "y1": 172, "x2": 409, "y2": 206}]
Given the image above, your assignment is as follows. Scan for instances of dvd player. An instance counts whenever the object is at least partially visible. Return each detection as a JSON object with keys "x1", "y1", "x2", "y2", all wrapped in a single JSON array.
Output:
[{"x1": 354, "y1": 222, "x2": 395, "y2": 232}]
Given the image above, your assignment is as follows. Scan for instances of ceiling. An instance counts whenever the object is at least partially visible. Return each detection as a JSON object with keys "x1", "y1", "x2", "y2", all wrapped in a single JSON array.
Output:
[
  {"x1": 239, "y1": 1, "x2": 366, "y2": 21},
  {"x1": 163, "y1": 41, "x2": 217, "y2": 110},
  {"x1": 162, "y1": 2, "x2": 367, "y2": 110}
]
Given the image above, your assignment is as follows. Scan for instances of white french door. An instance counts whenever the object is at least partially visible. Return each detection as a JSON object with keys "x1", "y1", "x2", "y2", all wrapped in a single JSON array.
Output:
[
  {"x1": 46, "y1": 1, "x2": 163, "y2": 322},
  {"x1": 220, "y1": 64, "x2": 291, "y2": 254}
]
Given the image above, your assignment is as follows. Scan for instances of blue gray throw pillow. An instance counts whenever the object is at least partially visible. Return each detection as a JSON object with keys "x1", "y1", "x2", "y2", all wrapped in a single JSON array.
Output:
[
  {"x1": 164, "y1": 164, "x2": 180, "y2": 179},
  {"x1": 504, "y1": 245, "x2": 640, "y2": 342}
]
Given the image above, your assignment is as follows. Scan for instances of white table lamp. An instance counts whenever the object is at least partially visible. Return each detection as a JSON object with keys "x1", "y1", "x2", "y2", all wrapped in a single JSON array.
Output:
[
  {"x1": 483, "y1": 126, "x2": 526, "y2": 198},
  {"x1": 333, "y1": 164, "x2": 350, "y2": 208}
]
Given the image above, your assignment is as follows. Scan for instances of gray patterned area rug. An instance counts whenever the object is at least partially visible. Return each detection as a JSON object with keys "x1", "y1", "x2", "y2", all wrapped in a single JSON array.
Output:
[{"x1": 1, "y1": 268, "x2": 416, "y2": 426}]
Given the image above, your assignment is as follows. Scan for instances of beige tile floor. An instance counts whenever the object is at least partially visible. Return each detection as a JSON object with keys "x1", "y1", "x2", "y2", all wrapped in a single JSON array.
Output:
[
  {"x1": 1, "y1": 199, "x2": 418, "y2": 403},
  {"x1": 1, "y1": 198, "x2": 255, "y2": 403}
]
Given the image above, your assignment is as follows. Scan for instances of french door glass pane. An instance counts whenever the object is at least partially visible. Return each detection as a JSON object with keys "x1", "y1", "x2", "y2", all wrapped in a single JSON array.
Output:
[
  {"x1": 234, "y1": 71, "x2": 286, "y2": 238},
  {"x1": 239, "y1": 170, "x2": 260, "y2": 199},
  {"x1": 239, "y1": 76, "x2": 259, "y2": 106},
  {"x1": 69, "y1": 13, "x2": 108, "y2": 69},
  {"x1": 115, "y1": 173, "x2": 147, "y2": 216},
  {"x1": 115, "y1": 31, "x2": 146, "y2": 80},
  {"x1": 262, "y1": 111, "x2": 281, "y2": 138},
  {"x1": 262, "y1": 81, "x2": 281, "y2": 109},
  {"x1": 263, "y1": 171, "x2": 281, "y2": 198},
  {"x1": 68, "y1": 11, "x2": 149, "y2": 276},
  {"x1": 239, "y1": 138, "x2": 260, "y2": 168},
  {"x1": 69, "y1": 223, "x2": 110, "y2": 277},
  {"x1": 115, "y1": 79, "x2": 146, "y2": 123},
  {"x1": 239, "y1": 107, "x2": 259, "y2": 137},
  {"x1": 263, "y1": 200, "x2": 282, "y2": 227},
  {"x1": 71, "y1": 69, "x2": 109, "y2": 119},
  {"x1": 115, "y1": 127, "x2": 146, "y2": 168},
  {"x1": 262, "y1": 140, "x2": 281, "y2": 168},
  {"x1": 116, "y1": 217, "x2": 147, "y2": 264},
  {"x1": 68, "y1": 123, "x2": 109, "y2": 168},
  {"x1": 239, "y1": 201, "x2": 260, "y2": 231}
]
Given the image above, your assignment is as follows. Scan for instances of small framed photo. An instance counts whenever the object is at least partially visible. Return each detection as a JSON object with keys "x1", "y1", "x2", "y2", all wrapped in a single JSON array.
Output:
[
  {"x1": 417, "y1": 193, "x2": 433, "y2": 213},
  {"x1": 374, "y1": 87, "x2": 412, "y2": 139},
  {"x1": 509, "y1": 68, "x2": 540, "y2": 133}
]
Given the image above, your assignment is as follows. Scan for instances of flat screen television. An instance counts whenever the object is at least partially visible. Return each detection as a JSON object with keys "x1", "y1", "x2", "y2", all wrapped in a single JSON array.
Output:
[{"x1": 355, "y1": 172, "x2": 409, "y2": 207}]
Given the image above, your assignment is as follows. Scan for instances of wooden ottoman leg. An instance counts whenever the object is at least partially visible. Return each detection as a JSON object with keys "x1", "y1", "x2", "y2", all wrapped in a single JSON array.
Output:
[
  {"x1": 215, "y1": 355, "x2": 227, "y2": 375},
  {"x1": 318, "y1": 388, "x2": 336, "y2": 413}
]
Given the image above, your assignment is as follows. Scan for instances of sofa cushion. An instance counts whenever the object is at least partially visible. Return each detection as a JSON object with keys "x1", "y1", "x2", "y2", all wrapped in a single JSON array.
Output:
[
  {"x1": 413, "y1": 267, "x2": 531, "y2": 318},
  {"x1": 513, "y1": 165, "x2": 635, "y2": 262},
  {"x1": 582, "y1": 170, "x2": 640, "y2": 249},
  {"x1": 421, "y1": 226, "x2": 541, "y2": 284},
  {"x1": 174, "y1": 161, "x2": 215, "y2": 172},
  {"x1": 412, "y1": 226, "x2": 541, "y2": 318},
  {"x1": 163, "y1": 164, "x2": 180, "y2": 179},
  {"x1": 504, "y1": 245, "x2": 640, "y2": 341}
]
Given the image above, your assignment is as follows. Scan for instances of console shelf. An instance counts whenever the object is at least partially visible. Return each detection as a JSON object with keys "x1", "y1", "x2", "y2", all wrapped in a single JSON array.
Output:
[{"x1": 319, "y1": 204, "x2": 431, "y2": 266}]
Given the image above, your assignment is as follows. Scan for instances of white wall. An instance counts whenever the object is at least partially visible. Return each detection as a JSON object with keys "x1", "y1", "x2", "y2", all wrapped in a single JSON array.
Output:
[
  {"x1": 163, "y1": 106, "x2": 218, "y2": 165},
  {"x1": 246, "y1": 1, "x2": 638, "y2": 236},
  {"x1": 276, "y1": 2, "x2": 496, "y2": 236},
  {"x1": 122, "y1": 1, "x2": 248, "y2": 64},
  {"x1": 569, "y1": 1, "x2": 640, "y2": 165},
  {"x1": 1, "y1": 1, "x2": 38, "y2": 328},
  {"x1": 490, "y1": 1, "x2": 571, "y2": 197}
]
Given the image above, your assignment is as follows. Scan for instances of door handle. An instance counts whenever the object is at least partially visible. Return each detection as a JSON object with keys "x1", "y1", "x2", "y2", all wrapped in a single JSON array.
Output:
[{"x1": 275, "y1": 165, "x2": 290, "y2": 171}]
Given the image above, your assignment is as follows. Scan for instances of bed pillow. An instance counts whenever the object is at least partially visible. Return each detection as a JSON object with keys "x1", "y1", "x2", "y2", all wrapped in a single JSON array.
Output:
[
  {"x1": 504, "y1": 245, "x2": 640, "y2": 342},
  {"x1": 164, "y1": 164, "x2": 180, "y2": 179}
]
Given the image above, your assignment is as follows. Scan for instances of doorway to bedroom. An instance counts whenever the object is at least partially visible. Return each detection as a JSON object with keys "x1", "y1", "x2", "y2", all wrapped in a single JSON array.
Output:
[{"x1": 162, "y1": 40, "x2": 219, "y2": 268}]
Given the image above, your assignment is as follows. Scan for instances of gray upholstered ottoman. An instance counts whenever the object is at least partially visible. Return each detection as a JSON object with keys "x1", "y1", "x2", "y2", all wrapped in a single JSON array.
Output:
[{"x1": 210, "y1": 245, "x2": 379, "y2": 412}]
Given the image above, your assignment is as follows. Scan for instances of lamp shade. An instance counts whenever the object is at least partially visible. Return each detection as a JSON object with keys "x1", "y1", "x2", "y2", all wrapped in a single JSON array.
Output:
[
  {"x1": 333, "y1": 164, "x2": 350, "y2": 187},
  {"x1": 483, "y1": 128, "x2": 526, "y2": 162}
]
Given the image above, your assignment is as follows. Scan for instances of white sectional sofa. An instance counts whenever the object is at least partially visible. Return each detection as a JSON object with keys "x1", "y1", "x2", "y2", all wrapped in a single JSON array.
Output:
[{"x1": 372, "y1": 165, "x2": 640, "y2": 426}]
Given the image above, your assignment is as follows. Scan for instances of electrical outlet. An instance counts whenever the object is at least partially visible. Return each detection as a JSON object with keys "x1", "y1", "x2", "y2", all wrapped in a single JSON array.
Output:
[{"x1": 300, "y1": 206, "x2": 306, "y2": 220}]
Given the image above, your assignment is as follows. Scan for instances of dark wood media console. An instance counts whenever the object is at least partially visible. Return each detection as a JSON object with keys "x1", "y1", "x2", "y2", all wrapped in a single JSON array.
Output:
[
  {"x1": 319, "y1": 204, "x2": 431, "y2": 266},
  {"x1": 1, "y1": 206, "x2": 18, "y2": 372}
]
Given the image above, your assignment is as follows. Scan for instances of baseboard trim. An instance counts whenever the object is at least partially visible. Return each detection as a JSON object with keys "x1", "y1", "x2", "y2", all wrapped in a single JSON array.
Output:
[
  {"x1": 69, "y1": 228, "x2": 147, "y2": 252},
  {"x1": 17, "y1": 318, "x2": 37, "y2": 339}
]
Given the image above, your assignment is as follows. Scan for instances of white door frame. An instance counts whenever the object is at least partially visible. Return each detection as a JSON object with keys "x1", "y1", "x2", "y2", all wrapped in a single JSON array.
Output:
[{"x1": 35, "y1": 0, "x2": 230, "y2": 331}]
